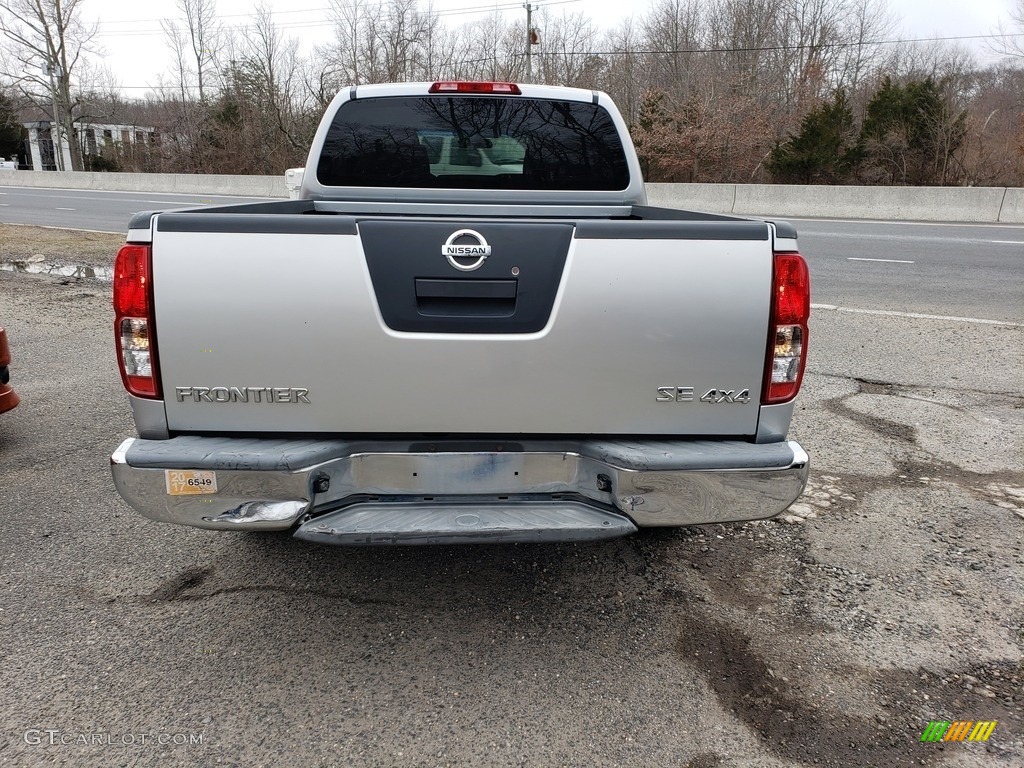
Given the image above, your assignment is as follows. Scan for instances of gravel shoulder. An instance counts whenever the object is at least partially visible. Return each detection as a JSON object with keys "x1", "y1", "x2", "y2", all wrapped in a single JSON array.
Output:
[
  {"x1": 0, "y1": 224, "x2": 124, "y2": 268},
  {"x1": 0, "y1": 232, "x2": 1021, "y2": 768}
]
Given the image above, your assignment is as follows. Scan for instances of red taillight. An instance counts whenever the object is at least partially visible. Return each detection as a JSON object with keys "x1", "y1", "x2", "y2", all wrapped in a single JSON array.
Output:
[
  {"x1": 114, "y1": 244, "x2": 160, "y2": 398},
  {"x1": 763, "y1": 252, "x2": 810, "y2": 404},
  {"x1": 429, "y1": 81, "x2": 522, "y2": 95},
  {"x1": 114, "y1": 245, "x2": 149, "y2": 316}
]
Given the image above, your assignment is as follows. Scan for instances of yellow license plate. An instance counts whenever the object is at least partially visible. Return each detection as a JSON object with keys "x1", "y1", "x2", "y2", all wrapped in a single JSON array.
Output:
[{"x1": 165, "y1": 470, "x2": 218, "y2": 495}]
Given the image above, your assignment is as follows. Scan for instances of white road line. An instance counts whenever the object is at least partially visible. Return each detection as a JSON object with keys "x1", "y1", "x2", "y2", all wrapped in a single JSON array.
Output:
[
  {"x1": 1, "y1": 191, "x2": 143, "y2": 202},
  {"x1": 55, "y1": 207, "x2": 76, "y2": 211},
  {"x1": 36, "y1": 193, "x2": 175, "y2": 204},
  {"x1": 989, "y1": 240, "x2": 1023, "y2": 244},
  {"x1": 811, "y1": 303, "x2": 1022, "y2": 327},
  {"x1": 145, "y1": 200, "x2": 199, "y2": 204},
  {"x1": 847, "y1": 257, "x2": 914, "y2": 263},
  {"x1": 804, "y1": 232, "x2": 1009, "y2": 245},
  {"x1": 779, "y1": 216, "x2": 1024, "y2": 229},
  {"x1": 0, "y1": 185, "x2": 276, "y2": 201}
]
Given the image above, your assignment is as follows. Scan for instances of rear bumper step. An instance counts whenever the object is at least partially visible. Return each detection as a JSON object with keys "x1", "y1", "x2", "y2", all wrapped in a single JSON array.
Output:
[
  {"x1": 110, "y1": 437, "x2": 809, "y2": 542},
  {"x1": 294, "y1": 501, "x2": 637, "y2": 545}
]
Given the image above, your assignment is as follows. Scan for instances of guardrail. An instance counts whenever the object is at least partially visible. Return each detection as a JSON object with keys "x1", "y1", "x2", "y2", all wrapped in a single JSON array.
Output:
[{"x1": 1, "y1": 170, "x2": 1021, "y2": 223}]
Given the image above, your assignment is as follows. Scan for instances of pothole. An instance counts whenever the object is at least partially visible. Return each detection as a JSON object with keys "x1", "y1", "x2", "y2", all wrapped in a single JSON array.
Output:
[
  {"x1": 779, "y1": 474, "x2": 858, "y2": 523},
  {"x1": 854, "y1": 377, "x2": 899, "y2": 396},
  {"x1": 0, "y1": 260, "x2": 112, "y2": 281},
  {"x1": 978, "y1": 483, "x2": 1024, "y2": 519}
]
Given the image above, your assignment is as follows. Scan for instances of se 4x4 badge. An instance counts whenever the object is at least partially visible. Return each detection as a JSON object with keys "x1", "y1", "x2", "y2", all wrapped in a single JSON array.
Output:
[{"x1": 657, "y1": 387, "x2": 751, "y2": 404}]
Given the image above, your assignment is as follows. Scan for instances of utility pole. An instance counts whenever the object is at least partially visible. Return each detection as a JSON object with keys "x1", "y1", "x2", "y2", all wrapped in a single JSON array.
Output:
[
  {"x1": 524, "y1": 3, "x2": 533, "y2": 82},
  {"x1": 42, "y1": 59, "x2": 65, "y2": 171},
  {"x1": 41, "y1": 58, "x2": 74, "y2": 172}
]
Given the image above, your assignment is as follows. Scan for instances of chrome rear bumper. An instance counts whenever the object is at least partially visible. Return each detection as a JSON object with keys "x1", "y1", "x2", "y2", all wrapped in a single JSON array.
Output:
[{"x1": 110, "y1": 436, "x2": 809, "y2": 543}]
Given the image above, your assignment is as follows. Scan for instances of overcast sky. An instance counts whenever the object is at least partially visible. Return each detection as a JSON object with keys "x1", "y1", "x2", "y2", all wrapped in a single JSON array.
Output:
[{"x1": 83, "y1": 0, "x2": 1016, "y2": 94}]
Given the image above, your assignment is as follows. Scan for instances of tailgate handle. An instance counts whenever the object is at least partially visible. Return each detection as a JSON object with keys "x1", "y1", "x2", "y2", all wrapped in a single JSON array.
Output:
[
  {"x1": 415, "y1": 279, "x2": 517, "y2": 299},
  {"x1": 414, "y1": 279, "x2": 517, "y2": 318}
]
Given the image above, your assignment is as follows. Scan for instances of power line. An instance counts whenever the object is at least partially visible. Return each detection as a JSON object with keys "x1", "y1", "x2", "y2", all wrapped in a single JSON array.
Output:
[
  {"x1": 94, "y1": 0, "x2": 583, "y2": 37},
  {"x1": 523, "y1": 32, "x2": 1024, "y2": 57},
  {"x1": 97, "y1": 1, "x2": 525, "y2": 26},
  {"x1": 105, "y1": 28, "x2": 1024, "y2": 85},
  {"x1": 97, "y1": 4, "x2": 337, "y2": 26}
]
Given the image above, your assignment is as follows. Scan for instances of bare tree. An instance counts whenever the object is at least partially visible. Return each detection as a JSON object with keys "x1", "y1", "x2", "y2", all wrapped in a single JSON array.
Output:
[
  {"x1": 641, "y1": 0, "x2": 707, "y2": 99},
  {"x1": 0, "y1": 0, "x2": 98, "y2": 170},
  {"x1": 532, "y1": 10, "x2": 601, "y2": 87},
  {"x1": 959, "y1": 64, "x2": 1024, "y2": 186},
  {"x1": 709, "y1": 0, "x2": 786, "y2": 100},
  {"x1": 0, "y1": 0, "x2": 1006, "y2": 186},
  {"x1": 598, "y1": 16, "x2": 643, "y2": 123},
  {"x1": 326, "y1": 0, "x2": 370, "y2": 84},
  {"x1": 158, "y1": 0, "x2": 224, "y2": 171},
  {"x1": 988, "y1": 0, "x2": 1024, "y2": 60},
  {"x1": 242, "y1": 4, "x2": 303, "y2": 154},
  {"x1": 325, "y1": 0, "x2": 438, "y2": 84},
  {"x1": 162, "y1": 20, "x2": 192, "y2": 106},
  {"x1": 830, "y1": 0, "x2": 897, "y2": 99},
  {"x1": 416, "y1": 12, "x2": 460, "y2": 81},
  {"x1": 447, "y1": 10, "x2": 521, "y2": 81},
  {"x1": 161, "y1": 0, "x2": 221, "y2": 102},
  {"x1": 883, "y1": 38, "x2": 978, "y2": 84},
  {"x1": 302, "y1": 44, "x2": 346, "y2": 117},
  {"x1": 194, "y1": 4, "x2": 312, "y2": 174},
  {"x1": 632, "y1": 86, "x2": 775, "y2": 182},
  {"x1": 183, "y1": 0, "x2": 219, "y2": 100},
  {"x1": 376, "y1": 0, "x2": 435, "y2": 81}
]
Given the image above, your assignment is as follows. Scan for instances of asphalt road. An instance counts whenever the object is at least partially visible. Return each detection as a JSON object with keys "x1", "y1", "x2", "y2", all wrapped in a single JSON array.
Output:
[
  {"x1": 0, "y1": 186, "x2": 275, "y2": 232},
  {"x1": 793, "y1": 218, "x2": 1024, "y2": 324},
  {"x1": 0, "y1": 190, "x2": 1022, "y2": 767},
  {"x1": 1, "y1": 265, "x2": 1021, "y2": 768},
  {"x1": 1, "y1": 185, "x2": 1022, "y2": 323}
]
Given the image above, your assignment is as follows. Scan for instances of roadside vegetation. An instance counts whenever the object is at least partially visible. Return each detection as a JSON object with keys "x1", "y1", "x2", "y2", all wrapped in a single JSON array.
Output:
[{"x1": 0, "y1": 0, "x2": 1022, "y2": 186}]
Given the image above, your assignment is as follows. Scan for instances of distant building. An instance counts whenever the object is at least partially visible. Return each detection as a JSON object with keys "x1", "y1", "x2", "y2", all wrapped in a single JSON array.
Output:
[
  {"x1": 20, "y1": 119, "x2": 70, "y2": 171},
  {"x1": 18, "y1": 105, "x2": 164, "y2": 172}
]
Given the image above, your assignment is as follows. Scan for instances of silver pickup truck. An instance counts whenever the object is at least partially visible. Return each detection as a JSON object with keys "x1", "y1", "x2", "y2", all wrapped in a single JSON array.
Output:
[{"x1": 110, "y1": 81, "x2": 810, "y2": 545}]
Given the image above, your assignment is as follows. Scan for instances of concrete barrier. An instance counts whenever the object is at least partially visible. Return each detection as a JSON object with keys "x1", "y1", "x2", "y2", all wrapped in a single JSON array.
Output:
[
  {"x1": 0, "y1": 170, "x2": 287, "y2": 198},
  {"x1": 0, "y1": 170, "x2": 1020, "y2": 223},
  {"x1": 646, "y1": 182, "x2": 1012, "y2": 223},
  {"x1": 733, "y1": 184, "x2": 1007, "y2": 223},
  {"x1": 645, "y1": 183, "x2": 735, "y2": 214},
  {"x1": 996, "y1": 188, "x2": 1024, "y2": 224}
]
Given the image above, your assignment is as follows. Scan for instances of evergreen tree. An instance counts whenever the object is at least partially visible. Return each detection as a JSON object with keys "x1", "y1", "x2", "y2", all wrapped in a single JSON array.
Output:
[
  {"x1": 766, "y1": 90, "x2": 861, "y2": 184},
  {"x1": 859, "y1": 77, "x2": 967, "y2": 185},
  {"x1": 0, "y1": 89, "x2": 24, "y2": 162}
]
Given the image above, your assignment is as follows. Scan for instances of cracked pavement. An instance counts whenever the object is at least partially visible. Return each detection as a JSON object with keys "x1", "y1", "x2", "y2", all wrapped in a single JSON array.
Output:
[{"x1": 0, "y1": 256, "x2": 1021, "y2": 767}]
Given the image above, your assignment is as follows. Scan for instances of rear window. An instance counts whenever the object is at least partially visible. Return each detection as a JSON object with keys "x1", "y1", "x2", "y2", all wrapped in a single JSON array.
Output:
[{"x1": 317, "y1": 95, "x2": 630, "y2": 190}]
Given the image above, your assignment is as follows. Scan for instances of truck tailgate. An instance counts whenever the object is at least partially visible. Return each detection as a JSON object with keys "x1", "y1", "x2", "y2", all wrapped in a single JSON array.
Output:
[{"x1": 151, "y1": 214, "x2": 773, "y2": 436}]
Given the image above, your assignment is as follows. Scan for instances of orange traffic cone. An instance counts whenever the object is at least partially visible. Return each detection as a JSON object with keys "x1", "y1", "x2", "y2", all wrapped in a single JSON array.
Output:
[{"x1": 0, "y1": 327, "x2": 20, "y2": 413}]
